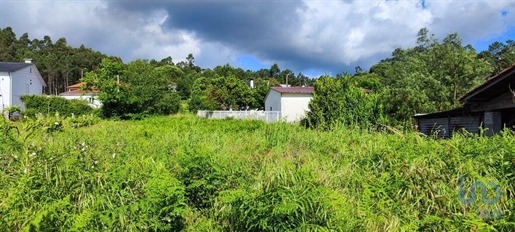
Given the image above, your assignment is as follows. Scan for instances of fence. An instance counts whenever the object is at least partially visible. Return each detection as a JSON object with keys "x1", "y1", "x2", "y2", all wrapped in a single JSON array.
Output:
[{"x1": 197, "y1": 110, "x2": 282, "y2": 122}]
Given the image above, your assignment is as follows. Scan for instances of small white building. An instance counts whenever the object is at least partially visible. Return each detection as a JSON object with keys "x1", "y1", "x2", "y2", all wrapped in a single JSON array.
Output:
[
  {"x1": 0, "y1": 59, "x2": 47, "y2": 111},
  {"x1": 60, "y1": 82, "x2": 102, "y2": 108},
  {"x1": 264, "y1": 86, "x2": 314, "y2": 122}
]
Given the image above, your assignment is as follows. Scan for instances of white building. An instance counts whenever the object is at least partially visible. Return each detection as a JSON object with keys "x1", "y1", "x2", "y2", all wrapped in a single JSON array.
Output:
[
  {"x1": 0, "y1": 59, "x2": 47, "y2": 111},
  {"x1": 60, "y1": 82, "x2": 102, "y2": 108},
  {"x1": 264, "y1": 86, "x2": 314, "y2": 122}
]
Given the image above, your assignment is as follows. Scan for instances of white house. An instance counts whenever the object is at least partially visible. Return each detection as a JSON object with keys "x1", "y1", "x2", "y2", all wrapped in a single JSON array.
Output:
[
  {"x1": 0, "y1": 59, "x2": 47, "y2": 111},
  {"x1": 264, "y1": 86, "x2": 314, "y2": 122},
  {"x1": 60, "y1": 82, "x2": 102, "y2": 108}
]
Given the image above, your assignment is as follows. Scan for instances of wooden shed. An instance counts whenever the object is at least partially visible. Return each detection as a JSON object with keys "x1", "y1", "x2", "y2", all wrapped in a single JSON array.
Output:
[{"x1": 415, "y1": 63, "x2": 515, "y2": 137}]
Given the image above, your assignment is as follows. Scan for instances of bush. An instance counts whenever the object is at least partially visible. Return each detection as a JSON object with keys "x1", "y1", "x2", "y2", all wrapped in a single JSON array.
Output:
[
  {"x1": 20, "y1": 95, "x2": 95, "y2": 117},
  {"x1": 3, "y1": 105, "x2": 21, "y2": 113},
  {"x1": 82, "y1": 59, "x2": 182, "y2": 120},
  {"x1": 304, "y1": 74, "x2": 385, "y2": 130},
  {"x1": 151, "y1": 92, "x2": 181, "y2": 115}
]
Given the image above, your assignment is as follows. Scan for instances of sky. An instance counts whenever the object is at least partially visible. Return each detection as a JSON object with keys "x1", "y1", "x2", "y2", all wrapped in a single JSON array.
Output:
[{"x1": 0, "y1": 0, "x2": 514, "y2": 77}]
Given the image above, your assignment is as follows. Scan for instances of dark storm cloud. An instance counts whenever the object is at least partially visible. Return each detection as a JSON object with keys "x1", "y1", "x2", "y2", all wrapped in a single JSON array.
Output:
[
  {"x1": 104, "y1": 0, "x2": 338, "y2": 71},
  {"x1": 107, "y1": 0, "x2": 306, "y2": 54}
]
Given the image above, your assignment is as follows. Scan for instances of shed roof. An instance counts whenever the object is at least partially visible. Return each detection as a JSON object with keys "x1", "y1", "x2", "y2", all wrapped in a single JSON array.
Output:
[
  {"x1": 0, "y1": 62, "x2": 33, "y2": 72},
  {"x1": 413, "y1": 106, "x2": 473, "y2": 119},
  {"x1": 459, "y1": 63, "x2": 515, "y2": 104}
]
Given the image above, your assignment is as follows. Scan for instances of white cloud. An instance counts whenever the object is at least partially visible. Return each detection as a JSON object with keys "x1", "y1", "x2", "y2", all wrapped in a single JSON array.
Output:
[{"x1": 292, "y1": 0, "x2": 434, "y2": 65}]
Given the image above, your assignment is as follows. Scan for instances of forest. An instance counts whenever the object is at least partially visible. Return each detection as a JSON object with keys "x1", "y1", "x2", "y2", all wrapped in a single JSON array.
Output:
[{"x1": 1, "y1": 26, "x2": 514, "y2": 124}]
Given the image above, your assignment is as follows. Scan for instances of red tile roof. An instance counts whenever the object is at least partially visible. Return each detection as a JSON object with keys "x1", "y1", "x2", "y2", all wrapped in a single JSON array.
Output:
[
  {"x1": 60, "y1": 89, "x2": 97, "y2": 96},
  {"x1": 63, "y1": 82, "x2": 98, "y2": 93},
  {"x1": 67, "y1": 82, "x2": 87, "y2": 89}
]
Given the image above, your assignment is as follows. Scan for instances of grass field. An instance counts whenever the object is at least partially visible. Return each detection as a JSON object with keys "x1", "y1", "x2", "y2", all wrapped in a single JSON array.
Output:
[{"x1": 1, "y1": 114, "x2": 514, "y2": 231}]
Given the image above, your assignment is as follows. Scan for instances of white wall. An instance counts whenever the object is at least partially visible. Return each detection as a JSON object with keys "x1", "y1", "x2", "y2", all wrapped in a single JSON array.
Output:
[
  {"x1": 11, "y1": 65, "x2": 44, "y2": 110},
  {"x1": 264, "y1": 90, "x2": 282, "y2": 112},
  {"x1": 0, "y1": 72, "x2": 11, "y2": 112},
  {"x1": 280, "y1": 93, "x2": 312, "y2": 122}
]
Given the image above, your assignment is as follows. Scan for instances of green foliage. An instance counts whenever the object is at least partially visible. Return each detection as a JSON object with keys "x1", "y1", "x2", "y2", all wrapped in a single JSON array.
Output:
[
  {"x1": 152, "y1": 92, "x2": 181, "y2": 115},
  {"x1": 351, "y1": 72, "x2": 382, "y2": 91},
  {"x1": 82, "y1": 58, "x2": 181, "y2": 119},
  {"x1": 478, "y1": 40, "x2": 515, "y2": 74},
  {"x1": 3, "y1": 105, "x2": 21, "y2": 113},
  {"x1": 0, "y1": 27, "x2": 109, "y2": 95},
  {"x1": 305, "y1": 74, "x2": 384, "y2": 130},
  {"x1": 1, "y1": 26, "x2": 511, "y2": 128},
  {"x1": 2, "y1": 114, "x2": 514, "y2": 230},
  {"x1": 20, "y1": 95, "x2": 95, "y2": 117},
  {"x1": 188, "y1": 77, "x2": 216, "y2": 113},
  {"x1": 207, "y1": 74, "x2": 255, "y2": 110},
  {"x1": 177, "y1": 146, "x2": 228, "y2": 210},
  {"x1": 67, "y1": 114, "x2": 100, "y2": 128},
  {"x1": 216, "y1": 167, "x2": 351, "y2": 231},
  {"x1": 371, "y1": 28, "x2": 493, "y2": 124},
  {"x1": 250, "y1": 77, "x2": 274, "y2": 110}
]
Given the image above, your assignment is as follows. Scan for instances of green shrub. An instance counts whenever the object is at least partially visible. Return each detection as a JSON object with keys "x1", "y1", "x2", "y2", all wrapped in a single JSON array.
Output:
[
  {"x1": 20, "y1": 95, "x2": 95, "y2": 117},
  {"x1": 3, "y1": 105, "x2": 21, "y2": 113},
  {"x1": 152, "y1": 92, "x2": 181, "y2": 115},
  {"x1": 82, "y1": 59, "x2": 182, "y2": 120},
  {"x1": 304, "y1": 74, "x2": 385, "y2": 130},
  {"x1": 216, "y1": 167, "x2": 352, "y2": 231},
  {"x1": 177, "y1": 145, "x2": 229, "y2": 210}
]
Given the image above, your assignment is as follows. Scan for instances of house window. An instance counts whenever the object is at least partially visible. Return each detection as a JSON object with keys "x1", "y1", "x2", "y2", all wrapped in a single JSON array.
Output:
[{"x1": 270, "y1": 107, "x2": 272, "y2": 111}]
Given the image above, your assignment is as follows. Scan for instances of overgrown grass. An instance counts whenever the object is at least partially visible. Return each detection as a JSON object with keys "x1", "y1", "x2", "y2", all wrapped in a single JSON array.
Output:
[{"x1": 1, "y1": 115, "x2": 514, "y2": 231}]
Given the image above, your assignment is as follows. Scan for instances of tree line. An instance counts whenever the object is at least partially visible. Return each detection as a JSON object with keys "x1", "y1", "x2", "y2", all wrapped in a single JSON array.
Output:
[
  {"x1": 0, "y1": 27, "x2": 110, "y2": 95},
  {"x1": 1, "y1": 26, "x2": 514, "y2": 125}
]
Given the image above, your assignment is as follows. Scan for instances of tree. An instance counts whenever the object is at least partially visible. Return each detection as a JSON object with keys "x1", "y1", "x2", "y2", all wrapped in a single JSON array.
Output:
[
  {"x1": 250, "y1": 77, "x2": 274, "y2": 110},
  {"x1": 304, "y1": 74, "x2": 383, "y2": 130},
  {"x1": 354, "y1": 66, "x2": 363, "y2": 74},
  {"x1": 0, "y1": 27, "x2": 17, "y2": 61},
  {"x1": 207, "y1": 74, "x2": 255, "y2": 110},
  {"x1": 479, "y1": 40, "x2": 515, "y2": 74},
  {"x1": 372, "y1": 29, "x2": 492, "y2": 124},
  {"x1": 82, "y1": 59, "x2": 180, "y2": 119},
  {"x1": 278, "y1": 69, "x2": 297, "y2": 86},
  {"x1": 176, "y1": 72, "x2": 200, "y2": 100},
  {"x1": 270, "y1": 63, "x2": 280, "y2": 78},
  {"x1": 186, "y1": 53, "x2": 195, "y2": 67},
  {"x1": 351, "y1": 72, "x2": 381, "y2": 91},
  {"x1": 188, "y1": 77, "x2": 216, "y2": 113}
]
